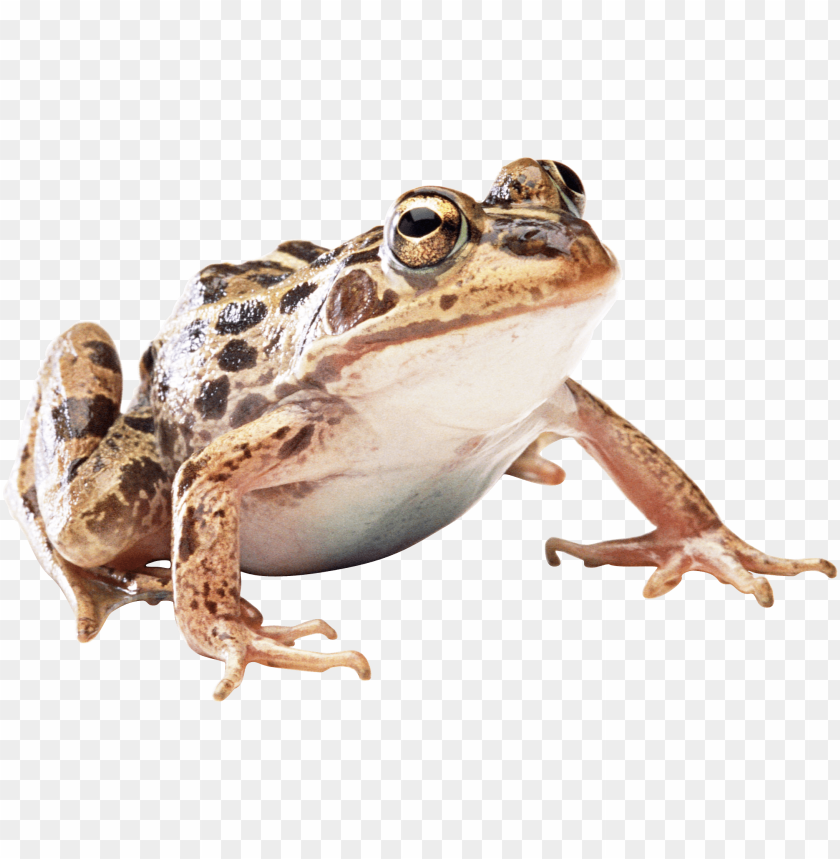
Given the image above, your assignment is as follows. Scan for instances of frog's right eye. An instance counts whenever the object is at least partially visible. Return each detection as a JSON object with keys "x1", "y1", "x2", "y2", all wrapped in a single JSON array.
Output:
[{"x1": 388, "y1": 194, "x2": 467, "y2": 269}]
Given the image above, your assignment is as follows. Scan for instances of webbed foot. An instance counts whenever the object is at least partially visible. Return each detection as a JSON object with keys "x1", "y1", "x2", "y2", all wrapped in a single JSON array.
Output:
[
  {"x1": 74, "y1": 569, "x2": 173, "y2": 641},
  {"x1": 545, "y1": 527, "x2": 836, "y2": 607},
  {"x1": 212, "y1": 621, "x2": 371, "y2": 702}
]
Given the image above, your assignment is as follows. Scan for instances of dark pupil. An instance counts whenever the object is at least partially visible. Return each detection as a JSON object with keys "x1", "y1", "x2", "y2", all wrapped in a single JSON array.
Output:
[{"x1": 399, "y1": 207, "x2": 442, "y2": 238}]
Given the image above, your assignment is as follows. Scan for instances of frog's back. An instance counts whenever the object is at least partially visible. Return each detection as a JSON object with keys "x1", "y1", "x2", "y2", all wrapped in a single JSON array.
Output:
[{"x1": 137, "y1": 239, "x2": 333, "y2": 474}]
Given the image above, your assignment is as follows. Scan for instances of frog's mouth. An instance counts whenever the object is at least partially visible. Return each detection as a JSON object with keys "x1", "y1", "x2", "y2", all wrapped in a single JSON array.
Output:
[{"x1": 299, "y1": 260, "x2": 618, "y2": 401}]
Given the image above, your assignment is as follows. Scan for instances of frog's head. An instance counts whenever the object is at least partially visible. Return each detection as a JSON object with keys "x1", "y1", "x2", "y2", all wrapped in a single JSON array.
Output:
[{"x1": 301, "y1": 158, "x2": 620, "y2": 422}]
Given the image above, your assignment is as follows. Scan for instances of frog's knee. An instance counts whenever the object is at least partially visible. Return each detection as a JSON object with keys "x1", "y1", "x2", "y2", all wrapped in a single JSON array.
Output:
[
  {"x1": 49, "y1": 525, "x2": 115, "y2": 568},
  {"x1": 44, "y1": 450, "x2": 170, "y2": 569}
]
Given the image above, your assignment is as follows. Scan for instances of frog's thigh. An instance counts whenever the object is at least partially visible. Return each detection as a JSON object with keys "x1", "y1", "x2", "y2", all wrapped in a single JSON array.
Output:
[
  {"x1": 32, "y1": 323, "x2": 169, "y2": 568},
  {"x1": 6, "y1": 324, "x2": 170, "y2": 638},
  {"x1": 171, "y1": 401, "x2": 369, "y2": 700}
]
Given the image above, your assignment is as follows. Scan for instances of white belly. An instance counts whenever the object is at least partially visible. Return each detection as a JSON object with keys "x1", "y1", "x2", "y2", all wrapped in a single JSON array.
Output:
[
  {"x1": 235, "y1": 334, "x2": 580, "y2": 577},
  {"x1": 238, "y1": 458, "x2": 504, "y2": 576}
]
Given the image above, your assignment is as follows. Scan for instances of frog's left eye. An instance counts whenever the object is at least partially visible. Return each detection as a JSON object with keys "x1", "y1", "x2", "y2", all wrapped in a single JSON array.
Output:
[
  {"x1": 389, "y1": 194, "x2": 467, "y2": 269},
  {"x1": 539, "y1": 160, "x2": 586, "y2": 217}
]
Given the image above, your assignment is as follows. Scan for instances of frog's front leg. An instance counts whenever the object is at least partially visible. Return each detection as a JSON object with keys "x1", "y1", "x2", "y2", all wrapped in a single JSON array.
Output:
[
  {"x1": 171, "y1": 401, "x2": 371, "y2": 701},
  {"x1": 539, "y1": 379, "x2": 836, "y2": 606}
]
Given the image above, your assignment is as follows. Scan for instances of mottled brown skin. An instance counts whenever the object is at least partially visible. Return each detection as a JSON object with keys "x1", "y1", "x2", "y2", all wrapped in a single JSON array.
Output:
[{"x1": 5, "y1": 157, "x2": 835, "y2": 701}]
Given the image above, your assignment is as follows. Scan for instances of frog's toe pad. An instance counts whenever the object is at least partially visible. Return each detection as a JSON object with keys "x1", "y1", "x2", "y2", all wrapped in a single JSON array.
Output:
[
  {"x1": 76, "y1": 615, "x2": 104, "y2": 643},
  {"x1": 260, "y1": 619, "x2": 338, "y2": 646},
  {"x1": 544, "y1": 529, "x2": 836, "y2": 608},
  {"x1": 214, "y1": 647, "x2": 248, "y2": 701},
  {"x1": 211, "y1": 627, "x2": 371, "y2": 700}
]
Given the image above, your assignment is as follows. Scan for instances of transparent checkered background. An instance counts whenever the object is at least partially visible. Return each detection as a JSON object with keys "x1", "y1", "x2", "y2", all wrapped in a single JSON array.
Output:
[{"x1": 1, "y1": 2, "x2": 837, "y2": 857}]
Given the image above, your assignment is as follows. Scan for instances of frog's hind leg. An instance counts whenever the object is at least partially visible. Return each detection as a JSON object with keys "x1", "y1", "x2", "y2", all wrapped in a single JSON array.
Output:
[{"x1": 5, "y1": 323, "x2": 172, "y2": 641}]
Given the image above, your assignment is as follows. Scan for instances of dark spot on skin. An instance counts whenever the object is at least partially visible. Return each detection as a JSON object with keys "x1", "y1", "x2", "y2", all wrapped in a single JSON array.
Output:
[
  {"x1": 154, "y1": 371, "x2": 170, "y2": 401},
  {"x1": 216, "y1": 587, "x2": 225, "y2": 596},
  {"x1": 197, "y1": 262, "x2": 270, "y2": 305},
  {"x1": 119, "y1": 455, "x2": 167, "y2": 499},
  {"x1": 52, "y1": 395, "x2": 119, "y2": 441},
  {"x1": 279, "y1": 281, "x2": 318, "y2": 314},
  {"x1": 190, "y1": 599, "x2": 198, "y2": 610},
  {"x1": 157, "y1": 418, "x2": 178, "y2": 462},
  {"x1": 237, "y1": 443, "x2": 253, "y2": 459},
  {"x1": 81, "y1": 492, "x2": 130, "y2": 539},
  {"x1": 195, "y1": 376, "x2": 230, "y2": 420},
  {"x1": 529, "y1": 286, "x2": 543, "y2": 300},
  {"x1": 21, "y1": 485, "x2": 39, "y2": 517},
  {"x1": 89, "y1": 455, "x2": 168, "y2": 528},
  {"x1": 273, "y1": 426, "x2": 290, "y2": 440},
  {"x1": 249, "y1": 270, "x2": 292, "y2": 287},
  {"x1": 199, "y1": 278, "x2": 227, "y2": 305},
  {"x1": 205, "y1": 600, "x2": 218, "y2": 615},
  {"x1": 326, "y1": 270, "x2": 398, "y2": 335},
  {"x1": 278, "y1": 424, "x2": 314, "y2": 458},
  {"x1": 308, "y1": 246, "x2": 343, "y2": 270},
  {"x1": 203, "y1": 582, "x2": 210, "y2": 598},
  {"x1": 217, "y1": 339, "x2": 258, "y2": 372},
  {"x1": 249, "y1": 480, "x2": 317, "y2": 507},
  {"x1": 275, "y1": 240, "x2": 328, "y2": 264},
  {"x1": 199, "y1": 261, "x2": 298, "y2": 303},
  {"x1": 179, "y1": 414, "x2": 195, "y2": 442},
  {"x1": 216, "y1": 300, "x2": 268, "y2": 335},
  {"x1": 343, "y1": 248, "x2": 382, "y2": 267},
  {"x1": 141, "y1": 345, "x2": 156, "y2": 375},
  {"x1": 66, "y1": 456, "x2": 89, "y2": 482},
  {"x1": 439, "y1": 294, "x2": 458, "y2": 310},
  {"x1": 229, "y1": 393, "x2": 270, "y2": 429},
  {"x1": 83, "y1": 340, "x2": 121, "y2": 375},
  {"x1": 176, "y1": 457, "x2": 206, "y2": 499},
  {"x1": 197, "y1": 263, "x2": 245, "y2": 304},
  {"x1": 124, "y1": 414, "x2": 155, "y2": 433},
  {"x1": 263, "y1": 329, "x2": 285, "y2": 355},
  {"x1": 274, "y1": 382, "x2": 299, "y2": 400}
]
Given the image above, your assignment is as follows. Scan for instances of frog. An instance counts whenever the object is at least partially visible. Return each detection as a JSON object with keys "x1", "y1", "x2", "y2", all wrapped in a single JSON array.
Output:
[{"x1": 6, "y1": 157, "x2": 835, "y2": 701}]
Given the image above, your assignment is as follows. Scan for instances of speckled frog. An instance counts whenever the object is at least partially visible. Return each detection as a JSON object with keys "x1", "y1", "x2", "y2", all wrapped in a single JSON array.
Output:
[{"x1": 7, "y1": 158, "x2": 835, "y2": 700}]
